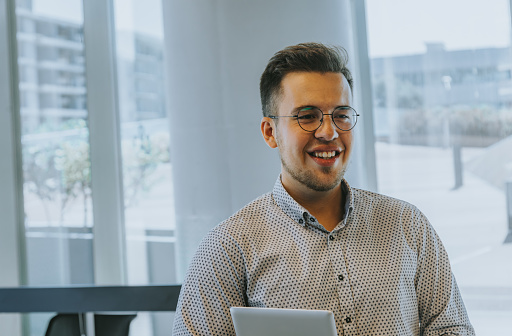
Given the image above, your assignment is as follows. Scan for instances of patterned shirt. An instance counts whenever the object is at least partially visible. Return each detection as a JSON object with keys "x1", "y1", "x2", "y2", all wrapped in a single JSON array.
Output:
[{"x1": 172, "y1": 177, "x2": 474, "y2": 336}]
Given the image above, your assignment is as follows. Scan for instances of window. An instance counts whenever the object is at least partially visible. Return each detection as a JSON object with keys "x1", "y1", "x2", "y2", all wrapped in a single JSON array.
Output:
[
  {"x1": 113, "y1": 0, "x2": 175, "y2": 333},
  {"x1": 365, "y1": 0, "x2": 512, "y2": 333},
  {"x1": 13, "y1": 0, "x2": 93, "y2": 334}
]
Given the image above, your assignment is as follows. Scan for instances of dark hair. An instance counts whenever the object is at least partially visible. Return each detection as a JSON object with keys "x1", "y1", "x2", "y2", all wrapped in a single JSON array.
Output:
[{"x1": 259, "y1": 42, "x2": 354, "y2": 117}]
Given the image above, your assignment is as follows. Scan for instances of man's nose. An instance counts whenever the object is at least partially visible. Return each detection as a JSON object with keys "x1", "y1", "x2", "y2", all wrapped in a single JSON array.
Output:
[{"x1": 314, "y1": 115, "x2": 339, "y2": 141}]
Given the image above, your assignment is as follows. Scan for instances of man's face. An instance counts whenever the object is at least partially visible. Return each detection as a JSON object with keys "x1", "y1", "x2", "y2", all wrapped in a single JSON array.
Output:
[{"x1": 262, "y1": 71, "x2": 354, "y2": 193}]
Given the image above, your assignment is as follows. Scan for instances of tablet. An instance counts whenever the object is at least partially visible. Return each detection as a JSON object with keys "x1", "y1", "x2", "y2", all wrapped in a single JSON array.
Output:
[{"x1": 230, "y1": 307, "x2": 337, "y2": 336}]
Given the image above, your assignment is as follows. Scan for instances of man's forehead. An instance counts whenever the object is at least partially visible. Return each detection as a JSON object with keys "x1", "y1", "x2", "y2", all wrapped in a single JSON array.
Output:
[{"x1": 280, "y1": 71, "x2": 352, "y2": 100}]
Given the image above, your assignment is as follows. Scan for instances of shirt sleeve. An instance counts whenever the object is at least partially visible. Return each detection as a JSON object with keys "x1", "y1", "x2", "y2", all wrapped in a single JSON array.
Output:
[
  {"x1": 172, "y1": 229, "x2": 247, "y2": 336},
  {"x1": 413, "y1": 208, "x2": 475, "y2": 336}
]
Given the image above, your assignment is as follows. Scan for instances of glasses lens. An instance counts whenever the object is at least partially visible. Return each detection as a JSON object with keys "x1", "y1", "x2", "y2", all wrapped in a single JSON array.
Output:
[
  {"x1": 333, "y1": 107, "x2": 357, "y2": 131},
  {"x1": 297, "y1": 107, "x2": 322, "y2": 131}
]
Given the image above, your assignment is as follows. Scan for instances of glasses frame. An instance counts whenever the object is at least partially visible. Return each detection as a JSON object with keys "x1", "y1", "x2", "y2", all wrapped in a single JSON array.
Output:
[{"x1": 269, "y1": 106, "x2": 359, "y2": 132}]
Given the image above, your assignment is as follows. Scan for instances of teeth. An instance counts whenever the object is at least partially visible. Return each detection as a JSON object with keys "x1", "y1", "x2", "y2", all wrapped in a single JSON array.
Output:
[{"x1": 314, "y1": 151, "x2": 336, "y2": 158}]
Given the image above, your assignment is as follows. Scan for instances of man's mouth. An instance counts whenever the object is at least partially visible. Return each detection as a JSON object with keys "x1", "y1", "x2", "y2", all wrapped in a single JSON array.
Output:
[{"x1": 312, "y1": 151, "x2": 338, "y2": 159}]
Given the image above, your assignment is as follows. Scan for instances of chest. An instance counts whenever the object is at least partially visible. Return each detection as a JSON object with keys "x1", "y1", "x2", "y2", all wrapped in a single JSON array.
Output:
[{"x1": 244, "y1": 225, "x2": 418, "y2": 310}]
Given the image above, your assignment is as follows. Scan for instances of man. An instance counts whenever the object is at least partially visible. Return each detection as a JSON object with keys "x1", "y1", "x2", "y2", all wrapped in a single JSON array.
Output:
[{"x1": 172, "y1": 43, "x2": 474, "y2": 336}]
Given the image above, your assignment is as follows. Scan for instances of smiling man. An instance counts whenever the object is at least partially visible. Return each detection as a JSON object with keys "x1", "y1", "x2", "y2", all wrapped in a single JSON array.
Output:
[{"x1": 172, "y1": 43, "x2": 474, "y2": 336}]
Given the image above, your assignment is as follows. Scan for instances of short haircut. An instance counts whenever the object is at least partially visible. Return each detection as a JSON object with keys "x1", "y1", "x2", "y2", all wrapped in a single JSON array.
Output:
[{"x1": 259, "y1": 42, "x2": 354, "y2": 117}]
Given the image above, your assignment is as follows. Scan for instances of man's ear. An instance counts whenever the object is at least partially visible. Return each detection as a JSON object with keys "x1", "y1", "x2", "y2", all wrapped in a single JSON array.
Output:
[{"x1": 261, "y1": 117, "x2": 278, "y2": 148}]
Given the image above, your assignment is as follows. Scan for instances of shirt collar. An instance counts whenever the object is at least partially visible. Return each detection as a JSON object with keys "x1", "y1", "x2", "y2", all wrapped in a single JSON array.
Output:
[{"x1": 271, "y1": 176, "x2": 354, "y2": 231}]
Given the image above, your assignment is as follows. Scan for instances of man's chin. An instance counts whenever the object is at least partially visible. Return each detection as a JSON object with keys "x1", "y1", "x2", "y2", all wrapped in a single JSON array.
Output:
[
  {"x1": 304, "y1": 178, "x2": 342, "y2": 192},
  {"x1": 281, "y1": 158, "x2": 346, "y2": 192},
  {"x1": 307, "y1": 167, "x2": 346, "y2": 192},
  {"x1": 296, "y1": 170, "x2": 345, "y2": 192}
]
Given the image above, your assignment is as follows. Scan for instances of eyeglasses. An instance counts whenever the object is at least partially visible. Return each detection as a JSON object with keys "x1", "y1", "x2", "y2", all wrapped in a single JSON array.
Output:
[{"x1": 269, "y1": 106, "x2": 359, "y2": 132}]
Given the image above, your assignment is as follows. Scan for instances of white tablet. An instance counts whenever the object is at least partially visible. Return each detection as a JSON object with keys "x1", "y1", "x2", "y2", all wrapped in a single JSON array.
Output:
[{"x1": 230, "y1": 307, "x2": 337, "y2": 336}]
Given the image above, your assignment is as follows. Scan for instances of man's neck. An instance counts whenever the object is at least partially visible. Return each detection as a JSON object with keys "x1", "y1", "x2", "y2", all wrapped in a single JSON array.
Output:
[{"x1": 283, "y1": 181, "x2": 345, "y2": 232}]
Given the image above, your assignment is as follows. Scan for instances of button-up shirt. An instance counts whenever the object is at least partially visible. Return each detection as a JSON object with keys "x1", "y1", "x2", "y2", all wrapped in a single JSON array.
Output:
[{"x1": 172, "y1": 178, "x2": 474, "y2": 335}]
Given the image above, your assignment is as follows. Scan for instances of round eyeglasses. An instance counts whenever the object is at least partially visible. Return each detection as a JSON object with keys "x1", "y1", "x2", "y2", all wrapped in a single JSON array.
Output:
[{"x1": 269, "y1": 106, "x2": 359, "y2": 132}]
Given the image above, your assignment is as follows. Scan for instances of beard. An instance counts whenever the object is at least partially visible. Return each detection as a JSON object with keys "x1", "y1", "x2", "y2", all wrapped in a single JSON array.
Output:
[{"x1": 280, "y1": 154, "x2": 347, "y2": 192}]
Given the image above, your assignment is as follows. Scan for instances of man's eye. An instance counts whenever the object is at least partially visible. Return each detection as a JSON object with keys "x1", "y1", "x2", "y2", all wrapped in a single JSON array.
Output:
[
  {"x1": 297, "y1": 113, "x2": 318, "y2": 120},
  {"x1": 334, "y1": 112, "x2": 351, "y2": 121},
  {"x1": 334, "y1": 114, "x2": 349, "y2": 119}
]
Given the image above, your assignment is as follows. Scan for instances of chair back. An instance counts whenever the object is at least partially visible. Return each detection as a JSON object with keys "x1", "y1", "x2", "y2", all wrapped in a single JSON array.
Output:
[
  {"x1": 44, "y1": 313, "x2": 136, "y2": 336},
  {"x1": 95, "y1": 314, "x2": 137, "y2": 336},
  {"x1": 44, "y1": 314, "x2": 81, "y2": 336}
]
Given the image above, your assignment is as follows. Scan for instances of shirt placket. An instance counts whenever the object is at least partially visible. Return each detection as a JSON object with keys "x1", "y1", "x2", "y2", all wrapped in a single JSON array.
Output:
[{"x1": 327, "y1": 227, "x2": 357, "y2": 336}]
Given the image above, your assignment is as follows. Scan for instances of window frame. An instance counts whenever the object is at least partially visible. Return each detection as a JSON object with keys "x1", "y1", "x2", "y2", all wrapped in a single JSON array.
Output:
[
  {"x1": 0, "y1": 0, "x2": 25, "y2": 289},
  {"x1": 0, "y1": 0, "x2": 25, "y2": 334},
  {"x1": 0, "y1": 0, "x2": 129, "y2": 289},
  {"x1": 82, "y1": 0, "x2": 127, "y2": 286},
  {"x1": 350, "y1": 0, "x2": 379, "y2": 192}
]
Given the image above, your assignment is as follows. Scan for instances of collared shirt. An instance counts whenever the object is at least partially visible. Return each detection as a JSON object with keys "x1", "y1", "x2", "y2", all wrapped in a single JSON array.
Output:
[{"x1": 172, "y1": 177, "x2": 474, "y2": 336}]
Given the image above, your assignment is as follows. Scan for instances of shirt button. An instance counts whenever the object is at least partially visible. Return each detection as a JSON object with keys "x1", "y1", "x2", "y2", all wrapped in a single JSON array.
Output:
[
  {"x1": 298, "y1": 219, "x2": 304, "y2": 224},
  {"x1": 329, "y1": 235, "x2": 334, "y2": 241},
  {"x1": 310, "y1": 218, "x2": 315, "y2": 222},
  {"x1": 338, "y1": 274, "x2": 344, "y2": 281},
  {"x1": 345, "y1": 317, "x2": 352, "y2": 323}
]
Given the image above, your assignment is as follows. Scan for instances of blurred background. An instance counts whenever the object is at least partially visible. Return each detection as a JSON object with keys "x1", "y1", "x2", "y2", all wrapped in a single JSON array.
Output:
[{"x1": 0, "y1": 0, "x2": 511, "y2": 335}]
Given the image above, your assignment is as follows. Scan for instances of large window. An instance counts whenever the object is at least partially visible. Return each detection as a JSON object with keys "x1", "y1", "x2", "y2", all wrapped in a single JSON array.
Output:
[
  {"x1": 8, "y1": 0, "x2": 175, "y2": 335},
  {"x1": 113, "y1": 0, "x2": 175, "y2": 334},
  {"x1": 16, "y1": 0, "x2": 92, "y2": 286},
  {"x1": 366, "y1": 0, "x2": 512, "y2": 334},
  {"x1": 113, "y1": 0, "x2": 176, "y2": 288},
  {"x1": 14, "y1": 0, "x2": 93, "y2": 334}
]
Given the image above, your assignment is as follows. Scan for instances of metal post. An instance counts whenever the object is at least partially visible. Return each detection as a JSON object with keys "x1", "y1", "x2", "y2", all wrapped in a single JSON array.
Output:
[
  {"x1": 452, "y1": 144, "x2": 463, "y2": 190},
  {"x1": 504, "y1": 180, "x2": 512, "y2": 244}
]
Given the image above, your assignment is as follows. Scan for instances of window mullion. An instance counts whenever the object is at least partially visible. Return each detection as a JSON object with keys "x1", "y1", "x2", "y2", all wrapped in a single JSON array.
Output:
[
  {"x1": 83, "y1": 0, "x2": 127, "y2": 285},
  {"x1": 0, "y1": 0, "x2": 26, "y2": 288},
  {"x1": 0, "y1": 0, "x2": 25, "y2": 334},
  {"x1": 350, "y1": 0, "x2": 379, "y2": 192}
]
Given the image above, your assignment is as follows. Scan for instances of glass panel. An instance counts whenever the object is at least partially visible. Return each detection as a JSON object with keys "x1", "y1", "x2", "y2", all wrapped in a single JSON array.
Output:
[
  {"x1": 366, "y1": 0, "x2": 512, "y2": 334},
  {"x1": 113, "y1": 0, "x2": 175, "y2": 334},
  {"x1": 113, "y1": 0, "x2": 175, "y2": 286},
  {"x1": 16, "y1": 0, "x2": 93, "y2": 285},
  {"x1": 15, "y1": 0, "x2": 94, "y2": 334}
]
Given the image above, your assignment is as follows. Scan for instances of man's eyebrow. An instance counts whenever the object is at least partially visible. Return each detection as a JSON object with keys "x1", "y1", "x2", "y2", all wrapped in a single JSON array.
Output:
[
  {"x1": 335, "y1": 105, "x2": 354, "y2": 110},
  {"x1": 286, "y1": 106, "x2": 315, "y2": 116},
  {"x1": 294, "y1": 105, "x2": 352, "y2": 112},
  {"x1": 294, "y1": 105, "x2": 316, "y2": 111}
]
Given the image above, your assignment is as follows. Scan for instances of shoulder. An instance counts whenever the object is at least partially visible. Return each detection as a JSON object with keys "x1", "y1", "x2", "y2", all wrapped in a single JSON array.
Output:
[
  {"x1": 187, "y1": 192, "x2": 280, "y2": 276},
  {"x1": 200, "y1": 192, "x2": 278, "y2": 247},
  {"x1": 351, "y1": 187, "x2": 426, "y2": 220},
  {"x1": 349, "y1": 188, "x2": 433, "y2": 250}
]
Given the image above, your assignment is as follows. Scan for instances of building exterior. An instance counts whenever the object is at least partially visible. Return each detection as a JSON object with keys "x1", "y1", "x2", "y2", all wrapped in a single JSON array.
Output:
[
  {"x1": 371, "y1": 43, "x2": 512, "y2": 145},
  {"x1": 16, "y1": 7, "x2": 166, "y2": 133},
  {"x1": 371, "y1": 43, "x2": 512, "y2": 110}
]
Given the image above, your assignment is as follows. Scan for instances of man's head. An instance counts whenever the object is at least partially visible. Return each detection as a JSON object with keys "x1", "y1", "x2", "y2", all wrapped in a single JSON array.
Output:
[
  {"x1": 260, "y1": 43, "x2": 356, "y2": 194},
  {"x1": 260, "y1": 42, "x2": 353, "y2": 118}
]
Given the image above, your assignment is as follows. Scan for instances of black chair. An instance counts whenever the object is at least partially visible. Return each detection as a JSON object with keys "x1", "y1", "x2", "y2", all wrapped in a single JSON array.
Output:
[{"x1": 44, "y1": 313, "x2": 137, "y2": 336}]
